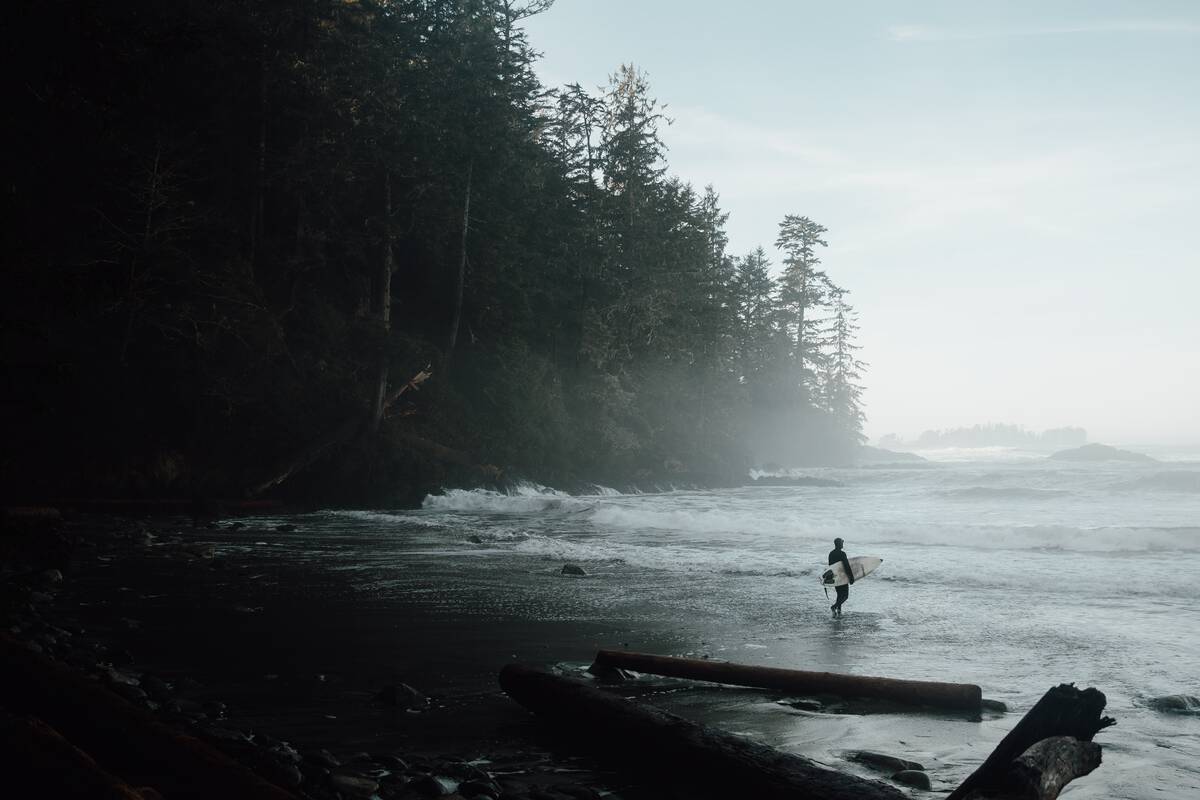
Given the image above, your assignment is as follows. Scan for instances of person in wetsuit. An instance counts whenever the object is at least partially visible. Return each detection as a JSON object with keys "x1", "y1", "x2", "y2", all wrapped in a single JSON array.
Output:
[{"x1": 828, "y1": 537, "x2": 853, "y2": 616}]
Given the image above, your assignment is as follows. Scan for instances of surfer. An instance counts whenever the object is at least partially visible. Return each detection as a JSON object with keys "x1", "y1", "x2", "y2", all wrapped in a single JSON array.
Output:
[{"x1": 828, "y1": 537, "x2": 853, "y2": 616}]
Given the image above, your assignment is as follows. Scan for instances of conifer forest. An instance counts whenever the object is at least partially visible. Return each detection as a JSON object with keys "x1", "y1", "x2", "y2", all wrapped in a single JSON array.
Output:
[{"x1": 2, "y1": 1, "x2": 867, "y2": 504}]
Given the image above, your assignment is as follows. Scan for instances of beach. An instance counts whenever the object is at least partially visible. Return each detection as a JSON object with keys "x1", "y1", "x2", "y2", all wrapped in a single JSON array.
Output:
[{"x1": 7, "y1": 451, "x2": 1200, "y2": 798}]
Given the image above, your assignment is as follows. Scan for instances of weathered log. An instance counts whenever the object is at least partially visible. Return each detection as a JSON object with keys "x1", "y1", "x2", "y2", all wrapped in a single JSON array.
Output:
[
  {"x1": 1007, "y1": 736, "x2": 1102, "y2": 799},
  {"x1": 590, "y1": 649, "x2": 982, "y2": 712},
  {"x1": 0, "y1": 633, "x2": 296, "y2": 800},
  {"x1": 245, "y1": 366, "x2": 431, "y2": 497},
  {"x1": 949, "y1": 684, "x2": 1114, "y2": 800},
  {"x1": 499, "y1": 664, "x2": 906, "y2": 800},
  {"x1": 0, "y1": 712, "x2": 148, "y2": 799}
]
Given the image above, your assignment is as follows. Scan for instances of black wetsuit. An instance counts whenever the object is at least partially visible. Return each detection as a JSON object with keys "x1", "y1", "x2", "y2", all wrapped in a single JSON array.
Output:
[{"x1": 828, "y1": 546, "x2": 853, "y2": 612}]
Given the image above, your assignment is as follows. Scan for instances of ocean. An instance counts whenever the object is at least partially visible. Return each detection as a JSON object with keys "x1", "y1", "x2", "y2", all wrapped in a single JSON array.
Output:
[{"x1": 189, "y1": 449, "x2": 1200, "y2": 797}]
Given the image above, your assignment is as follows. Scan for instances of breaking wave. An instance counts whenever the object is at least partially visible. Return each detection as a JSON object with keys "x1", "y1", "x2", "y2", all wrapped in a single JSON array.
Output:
[
  {"x1": 422, "y1": 483, "x2": 593, "y2": 513},
  {"x1": 936, "y1": 486, "x2": 1071, "y2": 500},
  {"x1": 1118, "y1": 471, "x2": 1200, "y2": 493}
]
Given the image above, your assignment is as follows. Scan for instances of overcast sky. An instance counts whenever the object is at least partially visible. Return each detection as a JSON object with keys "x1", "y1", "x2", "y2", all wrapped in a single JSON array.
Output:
[{"x1": 524, "y1": 0, "x2": 1200, "y2": 446}]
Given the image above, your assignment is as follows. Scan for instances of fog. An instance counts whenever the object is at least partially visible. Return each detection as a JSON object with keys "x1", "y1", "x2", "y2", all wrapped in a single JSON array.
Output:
[{"x1": 527, "y1": 0, "x2": 1200, "y2": 446}]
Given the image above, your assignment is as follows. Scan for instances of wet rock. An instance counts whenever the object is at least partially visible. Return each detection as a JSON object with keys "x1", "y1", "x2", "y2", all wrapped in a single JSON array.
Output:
[
  {"x1": 778, "y1": 698, "x2": 822, "y2": 711},
  {"x1": 467, "y1": 535, "x2": 485, "y2": 544},
  {"x1": 378, "y1": 753, "x2": 411, "y2": 771},
  {"x1": 1147, "y1": 694, "x2": 1200, "y2": 714},
  {"x1": 549, "y1": 784, "x2": 599, "y2": 799},
  {"x1": 180, "y1": 543, "x2": 216, "y2": 559},
  {"x1": 276, "y1": 524, "x2": 298, "y2": 533},
  {"x1": 459, "y1": 779, "x2": 501, "y2": 798},
  {"x1": 36, "y1": 568, "x2": 64, "y2": 587},
  {"x1": 141, "y1": 674, "x2": 173, "y2": 702},
  {"x1": 304, "y1": 748, "x2": 341, "y2": 769},
  {"x1": 109, "y1": 682, "x2": 149, "y2": 704},
  {"x1": 331, "y1": 773, "x2": 379, "y2": 797},
  {"x1": 409, "y1": 774, "x2": 459, "y2": 796},
  {"x1": 847, "y1": 750, "x2": 924, "y2": 773},
  {"x1": 375, "y1": 682, "x2": 428, "y2": 709},
  {"x1": 891, "y1": 769, "x2": 931, "y2": 790},
  {"x1": 981, "y1": 698, "x2": 1008, "y2": 712},
  {"x1": 560, "y1": 564, "x2": 586, "y2": 576}
]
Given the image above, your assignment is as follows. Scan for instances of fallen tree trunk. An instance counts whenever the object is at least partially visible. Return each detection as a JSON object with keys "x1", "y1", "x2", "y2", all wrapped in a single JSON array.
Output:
[
  {"x1": 246, "y1": 367, "x2": 431, "y2": 497},
  {"x1": 0, "y1": 633, "x2": 296, "y2": 800},
  {"x1": 0, "y1": 713, "x2": 148, "y2": 799},
  {"x1": 949, "y1": 684, "x2": 1114, "y2": 800},
  {"x1": 500, "y1": 664, "x2": 906, "y2": 800},
  {"x1": 590, "y1": 649, "x2": 982, "y2": 712}
]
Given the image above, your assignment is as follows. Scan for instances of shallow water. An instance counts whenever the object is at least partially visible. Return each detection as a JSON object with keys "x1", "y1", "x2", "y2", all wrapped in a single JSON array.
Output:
[{"x1": 191, "y1": 453, "x2": 1200, "y2": 797}]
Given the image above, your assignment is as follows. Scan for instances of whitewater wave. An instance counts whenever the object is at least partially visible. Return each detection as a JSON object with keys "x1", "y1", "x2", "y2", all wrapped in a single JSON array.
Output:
[
  {"x1": 936, "y1": 486, "x2": 1071, "y2": 500},
  {"x1": 911, "y1": 446, "x2": 1048, "y2": 463},
  {"x1": 422, "y1": 483, "x2": 593, "y2": 513},
  {"x1": 1117, "y1": 472, "x2": 1200, "y2": 493},
  {"x1": 321, "y1": 509, "x2": 445, "y2": 528}
]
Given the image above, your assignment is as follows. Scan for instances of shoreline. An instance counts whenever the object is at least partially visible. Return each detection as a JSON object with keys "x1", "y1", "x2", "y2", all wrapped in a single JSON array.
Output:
[{"x1": 1, "y1": 512, "x2": 659, "y2": 799}]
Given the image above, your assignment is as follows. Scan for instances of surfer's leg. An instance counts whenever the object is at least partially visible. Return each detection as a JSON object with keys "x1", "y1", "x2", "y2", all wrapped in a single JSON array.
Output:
[{"x1": 833, "y1": 585, "x2": 848, "y2": 615}]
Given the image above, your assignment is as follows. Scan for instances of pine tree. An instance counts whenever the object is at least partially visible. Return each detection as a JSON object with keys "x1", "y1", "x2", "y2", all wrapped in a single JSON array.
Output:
[{"x1": 774, "y1": 214, "x2": 831, "y2": 406}]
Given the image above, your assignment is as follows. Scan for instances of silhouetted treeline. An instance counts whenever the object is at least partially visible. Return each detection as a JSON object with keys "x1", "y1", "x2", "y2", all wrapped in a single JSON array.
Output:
[
  {"x1": 1, "y1": 1, "x2": 866, "y2": 502},
  {"x1": 880, "y1": 425, "x2": 1087, "y2": 451}
]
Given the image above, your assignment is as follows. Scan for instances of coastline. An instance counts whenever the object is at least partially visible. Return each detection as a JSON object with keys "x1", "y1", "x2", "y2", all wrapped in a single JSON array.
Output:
[{"x1": 1, "y1": 512, "x2": 659, "y2": 799}]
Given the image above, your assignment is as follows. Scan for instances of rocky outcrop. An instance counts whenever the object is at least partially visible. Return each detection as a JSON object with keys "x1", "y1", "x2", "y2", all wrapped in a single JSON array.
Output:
[{"x1": 1048, "y1": 443, "x2": 1156, "y2": 463}]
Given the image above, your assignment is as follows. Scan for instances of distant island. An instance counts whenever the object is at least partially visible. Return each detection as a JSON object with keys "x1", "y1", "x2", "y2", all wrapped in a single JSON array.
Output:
[
  {"x1": 1048, "y1": 443, "x2": 1157, "y2": 463},
  {"x1": 879, "y1": 424, "x2": 1087, "y2": 451}
]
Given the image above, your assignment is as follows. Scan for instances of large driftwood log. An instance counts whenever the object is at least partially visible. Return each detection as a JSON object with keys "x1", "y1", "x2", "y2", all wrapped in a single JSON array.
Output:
[
  {"x1": 500, "y1": 664, "x2": 906, "y2": 800},
  {"x1": 949, "y1": 684, "x2": 1114, "y2": 800},
  {"x1": 0, "y1": 633, "x2": 296, "y2": 800},
  {"x1": 590, "y1": 649, "x2": 982, "y2": 712},
  {"x1": 246, "y1": 367, "x2": 431, "y2": 497},
  {"x1": 0, "y1": 713, "x2": 148, "y2": 799}
]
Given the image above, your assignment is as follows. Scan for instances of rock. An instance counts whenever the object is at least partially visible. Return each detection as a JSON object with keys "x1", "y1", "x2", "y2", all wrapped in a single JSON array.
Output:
[
  {"x1": 467, "y1": 535, "x2": 485, "y2": 544},
  {"x1": 109, "y1": 683, "x2": 149, "y2": 704},
  {"x1": 847, "y1": 750, "x2": 924, "y2": 773},
  {"x1": 778, "y1": 698, "x2": 822, "y2": 711},
  {"x1": 330, "y1": 773, "x2": 379, "y2": 797},
  {"x1": 981, "y1": 698, "x2": 1008, "y2": 712},
  {"x1": 891, "y1": 769, "x2": 931, "y2": 790},
  {"x1": 304, "y1": 749, "x2": 341, "y2": 769},
  {"x1": 375, "y1": 682, "x2": 428, "y2": 709},
  {"x1": 276, "y1": 524, "x2": 298, "y2": 533},
  {"x1": 549, "y1": 784, "x2": 599, "y2": 799},
  {"x1": 410, "y1": 774, "x2": 458, "y2": 796},
  {"x1": 1147, "y1": 694, "x2": 1200, "y2": 714},
  {"x1": 180, "y1": 543, "x2": 216, "y2": 559},
  {"x1": 378, "y1": 753, "x2": 410, "y2": 771},
  {"x1": 560, "y1": 564, "x2": 586, "y2": 576},
  {"x1": 141, "y1": 675, "x2": 173, "y2": 702},
  {"x1": 37, "y1": 568, "x2": 64, "y2": 586},
  {"x1": 459, "y1": 779, "x2": 501, "y2": 799},
  {"x1": 1048, "y1": 443, "x2": 1156, "y2": 462}
]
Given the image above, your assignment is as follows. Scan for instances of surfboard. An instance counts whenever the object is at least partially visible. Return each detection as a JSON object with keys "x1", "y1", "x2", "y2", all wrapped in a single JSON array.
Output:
[{"x1": 820, "y1": 555, "x2": 883, "y2": 587}]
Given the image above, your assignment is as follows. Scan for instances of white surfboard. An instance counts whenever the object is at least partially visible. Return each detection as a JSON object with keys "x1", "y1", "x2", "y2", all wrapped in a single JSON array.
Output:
[{"x1": 820, "y1": 555, "x2": 882, "y2": 587}]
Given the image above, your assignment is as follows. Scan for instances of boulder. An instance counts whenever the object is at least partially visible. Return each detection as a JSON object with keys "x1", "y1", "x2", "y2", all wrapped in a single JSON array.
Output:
[
  {"x1": 891, "y1": 769, "x2": 931, "y2": 790},
  {"x1": 560, "y1": 564, "x2": 586, "y2": 576},
  {"x1": 1147, "y1": 694, "x2": 1200, "y2": 714},
  {"x1": 847, "y1": 750, "x2": 924, "y2": 773},
  {"x1": 331, "y1": 773, "x2": 379, "y2": 797}
]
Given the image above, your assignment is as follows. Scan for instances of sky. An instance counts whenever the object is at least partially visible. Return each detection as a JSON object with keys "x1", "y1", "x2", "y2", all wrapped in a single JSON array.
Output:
[{"x1": 523, "y1": 0, "x2": 1200, "y2": 446}]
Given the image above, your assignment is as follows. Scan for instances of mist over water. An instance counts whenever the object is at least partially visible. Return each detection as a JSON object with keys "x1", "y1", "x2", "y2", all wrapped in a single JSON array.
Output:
[{"x1": 221, "y1": 453, "x2": 1200, "y2": 798}]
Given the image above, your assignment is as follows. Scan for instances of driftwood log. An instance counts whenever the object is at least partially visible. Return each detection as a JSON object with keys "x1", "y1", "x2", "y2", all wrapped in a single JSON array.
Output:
[
  {"x1": 590, "y1": 649, "x2": 982, "y2": 712},
  {"x1": 0, "y1": 712, "x2": 149, "y2": 799},
  {"x1": 949, "y1": 684, "x2": 1115, "y2": 800},
  {"x1": 500, "y1": 664, "x2": 906, "y2": 799},
  {"x1": 0, "y1": 633, "x2": 295, "y2": 800},
  {"x1": 246, "y1": 367, "x2": 431, "y2": 497}
]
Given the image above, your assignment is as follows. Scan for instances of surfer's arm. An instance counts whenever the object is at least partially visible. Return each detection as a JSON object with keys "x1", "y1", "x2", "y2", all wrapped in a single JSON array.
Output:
[{"x1": 840, "y1": 555, "x2": 854, "y2": 584}]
